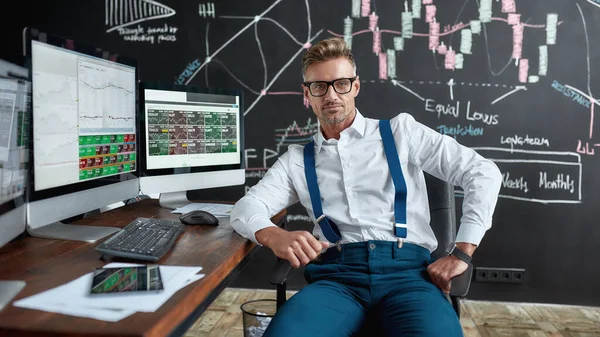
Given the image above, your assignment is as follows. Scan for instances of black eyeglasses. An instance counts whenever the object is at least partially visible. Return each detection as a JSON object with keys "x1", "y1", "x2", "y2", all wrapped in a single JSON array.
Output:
[{"x1": 303, "y1": 77, "x2": 357, "y2": 97}]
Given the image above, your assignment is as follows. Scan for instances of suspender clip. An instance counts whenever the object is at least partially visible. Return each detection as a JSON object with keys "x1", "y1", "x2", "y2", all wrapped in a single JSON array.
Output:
[
  {"x1": 397, "y1": 238, "x2": 404, "y2": 249},
  {"x1": 336, "y1": 241, "x2": 342, "y2": 252}
]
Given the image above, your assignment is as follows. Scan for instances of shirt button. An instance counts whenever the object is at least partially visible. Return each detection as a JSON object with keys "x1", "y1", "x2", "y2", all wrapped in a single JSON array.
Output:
[{"x1": 369, "y1": 243, "x2": 376, "y2": 250}]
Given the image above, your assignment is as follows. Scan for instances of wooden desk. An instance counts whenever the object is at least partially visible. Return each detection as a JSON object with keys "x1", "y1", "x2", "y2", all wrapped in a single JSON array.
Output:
[{"x1": 0, "y1": 199, "x2": 285, "y2": 337}]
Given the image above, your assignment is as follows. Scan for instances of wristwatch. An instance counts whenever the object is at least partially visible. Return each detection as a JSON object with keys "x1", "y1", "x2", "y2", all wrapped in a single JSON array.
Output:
[{"x1": 448, "y1": 245, "x2": 472, "y2": 264}]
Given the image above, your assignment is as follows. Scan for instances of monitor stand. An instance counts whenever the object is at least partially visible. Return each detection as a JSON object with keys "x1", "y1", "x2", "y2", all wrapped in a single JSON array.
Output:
[
  {"x1": 0, "y1": 281, "x2": 26, "y2": 311},
  {"x1": 28, "y1": 222, "x2": 120, "y2": 243},
  {"x1": 158, "y1": 191, "x2": 191, "y2": 209}
]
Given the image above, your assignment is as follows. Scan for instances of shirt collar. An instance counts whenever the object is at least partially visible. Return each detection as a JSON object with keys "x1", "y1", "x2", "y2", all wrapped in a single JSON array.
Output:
[{"x1": 313, "y1": 108, "x2": 366, "y2": 153}]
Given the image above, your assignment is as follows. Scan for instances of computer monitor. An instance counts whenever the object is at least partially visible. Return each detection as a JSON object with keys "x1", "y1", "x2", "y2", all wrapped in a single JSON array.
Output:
[
  {"x1": 23, "y1": 28, "x2": 140, "y2": 242},
  {"x1": 0, "y1": 58, "x2": 29, "y2": 310},
  {"x1": 138, "y1": 82, "x2": 245, "y2": 209}
]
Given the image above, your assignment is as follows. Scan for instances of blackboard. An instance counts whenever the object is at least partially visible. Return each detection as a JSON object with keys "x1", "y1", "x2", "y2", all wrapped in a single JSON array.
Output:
[{"x1": 4, "y1": 0, "x2": 599, "y2": 306}]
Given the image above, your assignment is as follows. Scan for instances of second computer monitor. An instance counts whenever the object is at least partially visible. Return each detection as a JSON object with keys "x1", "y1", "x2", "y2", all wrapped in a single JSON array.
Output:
[
  {"x1": 24, "y1": 28, "x2": 140, "y2": 242},
  {"x1": 139, "y1": 83, "x2": 245, "y2": 209}
]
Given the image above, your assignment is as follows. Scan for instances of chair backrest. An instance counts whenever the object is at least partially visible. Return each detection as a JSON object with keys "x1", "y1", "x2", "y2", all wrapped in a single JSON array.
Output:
[{"x1": 423, "y1": 172, "x2": 457, "y2": 259}]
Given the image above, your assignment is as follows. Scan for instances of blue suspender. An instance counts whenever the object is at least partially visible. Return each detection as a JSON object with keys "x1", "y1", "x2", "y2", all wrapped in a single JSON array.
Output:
[
  {"x1": 303, "y1": 119, "x2": 408, "y2": 244},
  {"x1": 379, "y1": 119, "x2": 408, "y2": 238},
  {"x1": 304, "y1": 141, "x2": 343, "y2": 244}
]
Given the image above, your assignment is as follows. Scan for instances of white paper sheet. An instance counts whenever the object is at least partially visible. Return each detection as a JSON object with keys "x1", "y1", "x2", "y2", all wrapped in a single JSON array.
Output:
[
  {"x1": 13, "y1": 301, "x2": 137, "y2": 322},
  {"x1": 12, "y1": 263, "x2": 205, "y2": 321},
  {"x1": 170, "y1": 202, "x2": 233, "y2": 216}
]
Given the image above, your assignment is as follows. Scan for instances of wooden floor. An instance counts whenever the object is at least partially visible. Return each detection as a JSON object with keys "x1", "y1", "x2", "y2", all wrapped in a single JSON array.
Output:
[{"x1": 184, "y1": 288, "x2": 600, "y2": 337}]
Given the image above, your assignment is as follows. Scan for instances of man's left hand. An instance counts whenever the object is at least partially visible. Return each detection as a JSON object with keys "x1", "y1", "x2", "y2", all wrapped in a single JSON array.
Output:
[{"x1": 426, "y1": 255, "x2": 469, "y2": 294}]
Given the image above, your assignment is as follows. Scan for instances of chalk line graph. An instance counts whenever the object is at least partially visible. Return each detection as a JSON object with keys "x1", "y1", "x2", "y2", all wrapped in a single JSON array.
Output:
[{"x1": 184, "y1": 0, "x2": 323, "y2": 117}]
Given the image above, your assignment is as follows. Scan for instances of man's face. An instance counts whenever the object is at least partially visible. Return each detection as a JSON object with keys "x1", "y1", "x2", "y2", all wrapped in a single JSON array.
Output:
[{"x1": 302, "y1": 57, "x2": 360, "y2": 126}]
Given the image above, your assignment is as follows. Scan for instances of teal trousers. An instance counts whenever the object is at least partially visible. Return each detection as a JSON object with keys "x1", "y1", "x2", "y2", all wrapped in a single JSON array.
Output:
[{"x1": 263, "y1": 240, "x2": 463, "y2": 337}]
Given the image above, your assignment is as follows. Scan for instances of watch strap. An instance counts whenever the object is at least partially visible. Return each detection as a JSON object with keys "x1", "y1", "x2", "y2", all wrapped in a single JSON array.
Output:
[{"x1": 449, "y1": 245, "x2": 472, "y2": 264}]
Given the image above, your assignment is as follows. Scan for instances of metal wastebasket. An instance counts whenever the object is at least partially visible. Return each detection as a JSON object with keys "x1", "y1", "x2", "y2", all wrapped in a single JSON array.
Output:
[{"x1": 240, "y1": 299, "x2": 276, "y2": 337}]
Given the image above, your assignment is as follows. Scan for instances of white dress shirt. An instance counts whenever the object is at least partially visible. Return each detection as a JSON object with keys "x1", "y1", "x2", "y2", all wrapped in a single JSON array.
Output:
[{"x1": 230, "y1": 110, "x2": 502, "y2": 253}]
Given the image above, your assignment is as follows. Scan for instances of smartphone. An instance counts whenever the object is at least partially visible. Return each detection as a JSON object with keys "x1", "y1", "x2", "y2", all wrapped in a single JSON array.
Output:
[{"x1": 90, "y1": 265, "x2": 164, "y2": 294}]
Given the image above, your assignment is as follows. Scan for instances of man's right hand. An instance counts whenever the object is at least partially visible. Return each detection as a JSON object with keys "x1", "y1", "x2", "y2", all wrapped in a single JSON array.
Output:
[{"x1": 255, "y1": 227, "x2": 329, "y2": 268}]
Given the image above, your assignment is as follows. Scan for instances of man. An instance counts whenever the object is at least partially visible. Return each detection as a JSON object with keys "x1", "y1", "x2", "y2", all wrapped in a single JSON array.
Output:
[{"x1": 231, "y1": 37, "x2": 502, "y2": 336}]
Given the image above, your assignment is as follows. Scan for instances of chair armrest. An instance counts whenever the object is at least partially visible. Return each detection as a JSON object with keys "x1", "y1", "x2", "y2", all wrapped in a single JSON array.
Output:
[
  {"x1": 449, "y1": 263, "x2": 473, "y2": 297},
  {"x1": 269, "y1": 258, "x2": 292, "y2": 286}
]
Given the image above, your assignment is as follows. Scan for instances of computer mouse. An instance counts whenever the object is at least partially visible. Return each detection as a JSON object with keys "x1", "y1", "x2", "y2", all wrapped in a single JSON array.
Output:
[{"x1": 179, "y1": 210, "x2": 219, "y2": 226}]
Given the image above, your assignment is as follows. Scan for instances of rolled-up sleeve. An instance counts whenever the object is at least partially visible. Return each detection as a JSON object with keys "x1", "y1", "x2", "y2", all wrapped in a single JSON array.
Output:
[
  {"x1": 400, "y1": 113, "x2": 502, "y2": 246},
  {"x1": 230, "y1": 150, "x2": 300, "y2": 245}
]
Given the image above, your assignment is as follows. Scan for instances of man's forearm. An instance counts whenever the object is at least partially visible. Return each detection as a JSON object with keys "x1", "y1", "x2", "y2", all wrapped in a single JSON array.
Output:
[
  {"x1": 456, "y1": 242, "x2": 477, "y2": 256},
  {"x1": 255, "y1": 226, "x2": 285, "y2": 248}
]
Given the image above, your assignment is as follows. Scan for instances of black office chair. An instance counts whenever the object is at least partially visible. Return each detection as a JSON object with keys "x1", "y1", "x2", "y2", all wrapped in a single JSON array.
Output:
[{"x1": 268, "y1": 172, "x2": 473, "y2": 331}]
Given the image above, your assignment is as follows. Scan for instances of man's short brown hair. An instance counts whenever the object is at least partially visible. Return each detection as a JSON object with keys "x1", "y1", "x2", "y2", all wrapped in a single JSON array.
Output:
[{"x1": 302, "y1": 37, "x2": 356, "y2": 79}]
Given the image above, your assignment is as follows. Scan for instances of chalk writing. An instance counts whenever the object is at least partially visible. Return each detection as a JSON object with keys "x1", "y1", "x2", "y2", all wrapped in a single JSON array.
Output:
[
  {"x1": 436, "y1": 124, "x2": 484, "y2": 138},
  {"x1": 465, "y1": 101, "x2": 499, "y2": 125},
  {"x1": 245, "y1": 148, "x2": 280, "y2": 169},
  {"x1": 500, "y1": 135, "x2": 550, "y2": 151},
  {"x1": 286, "y1": 214, "x2": 313, "y2": 222},
  {"x1": 503, "y1": 172, "x2": 529, "y2": 193},
  {"x1": 426, "y1": 99, "x2": 459, "y2": 119},
  {"x1": 117, "y1": 23, "x2": 178, "y2": 44},
  {"x1": 198, "y1": 2, "x2": 215, "y2": 18},
  {"x1": 442, "y1": 22, "x2": 464, "y2": 34},
  {"x1": 539, "y1": 172, "x2": 575, "y2": 194},
  {"x1": 551, "y1": 80, "x2": 592, "y2": 109},
  {"x1": 175, "y1": 59, "x2": 201, "y2": 85},
  {"x1": 469, "y1": 148, "x2": 582, "y2": 204},
  {"x1": 576, "y1": 140, "x2": 598, "y2": 155}
]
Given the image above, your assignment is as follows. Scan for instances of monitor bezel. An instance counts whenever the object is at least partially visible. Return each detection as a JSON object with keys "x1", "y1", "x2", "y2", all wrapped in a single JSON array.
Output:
[
  {"x1": 0, "y1": 60, "x2": 29, "y2": 222},
  {"x1": 23, "y1": 27, "x2": 140, "y2": 203},
  {"x1": 138, "y1": 82, "x2": 245, "y2": 178}
]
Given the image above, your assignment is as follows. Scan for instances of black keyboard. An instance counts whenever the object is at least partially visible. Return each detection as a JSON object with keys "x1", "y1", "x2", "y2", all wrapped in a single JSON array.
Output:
[{"x1": 96, "y1": 217, "x2": 185, "y2": 261}]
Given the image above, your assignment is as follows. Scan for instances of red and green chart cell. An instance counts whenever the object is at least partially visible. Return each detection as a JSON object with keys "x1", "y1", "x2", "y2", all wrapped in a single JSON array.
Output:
[{"x1": 78, "y1": 134, "x2": 136, "y2": 181}]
